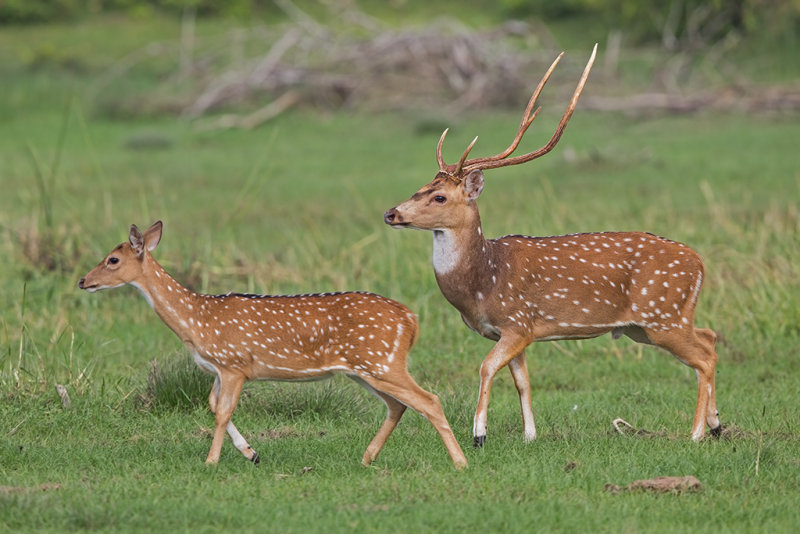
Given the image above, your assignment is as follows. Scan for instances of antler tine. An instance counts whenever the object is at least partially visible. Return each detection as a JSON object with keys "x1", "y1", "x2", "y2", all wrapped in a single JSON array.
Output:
[
  {"x1": 436, "y1": 128, "x2": 450, "y2": 171},
  {"x1": 454, "y1": 136, "x2": 479, "y2": 176},
  {"x1": 437, "y1": 53, "x2": 562, "y2": 175},
  {"x1": 463, "y1": 43, "x2": 597, "y2": 175},
  {"x1": 456, "y1": 52, "x2": 563, "y2": 172}
]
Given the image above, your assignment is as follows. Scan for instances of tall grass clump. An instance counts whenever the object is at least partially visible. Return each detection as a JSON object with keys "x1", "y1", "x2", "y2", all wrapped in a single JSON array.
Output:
[
  {"x1": 138, "y1": 351, "x2": 376, "y2": 425},
  {"x1": 139, "y1": 353, "x2": 213, "y2": 412},
  {"x1": 246, "y1": 378, "x2": 375, "y2": 424}
]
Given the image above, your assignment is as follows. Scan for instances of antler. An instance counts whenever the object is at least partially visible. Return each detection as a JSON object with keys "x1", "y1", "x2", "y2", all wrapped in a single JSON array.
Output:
[
  {"x1": 437, "y1": 128, "x2": 478, "y2": 175},
  {"x1": 437, "y1": 43, "x2": 597, "y2": 177}
]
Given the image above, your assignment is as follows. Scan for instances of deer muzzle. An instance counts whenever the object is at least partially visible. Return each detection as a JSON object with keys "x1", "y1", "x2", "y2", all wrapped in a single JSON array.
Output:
[
  {"x1": 383, "y1": 207, "x2": 407, "y2": 227},
  {"x1": 78, "y1": 277, "x2": 98, "y2": 291}
]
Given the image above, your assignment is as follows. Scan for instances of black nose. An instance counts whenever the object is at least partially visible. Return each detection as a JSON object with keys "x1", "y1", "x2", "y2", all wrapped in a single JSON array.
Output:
[
  {"x1": 384, "y1": 208, "x2": 397, "y2": 224},
  {"x1": 78, "y1": 278, "x2": 85, "y2": 289}
]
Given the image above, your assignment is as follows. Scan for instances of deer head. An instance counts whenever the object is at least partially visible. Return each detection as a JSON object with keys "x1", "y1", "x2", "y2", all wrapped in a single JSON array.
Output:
[
  {"x1": 384, "y1": 44, "x2": 597, "y2": 231},
  {"x1": 383, "y1": 169, "x2": 485, "y2": 232},
  {"x1": 79, "y1": 221, "x2": 162, "y2": 292}
]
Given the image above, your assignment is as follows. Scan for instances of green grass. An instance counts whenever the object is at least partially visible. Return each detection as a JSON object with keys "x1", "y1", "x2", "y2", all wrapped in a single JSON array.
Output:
[{"x1": 2, "y1": 12, "x2": 800, "y2": 534}]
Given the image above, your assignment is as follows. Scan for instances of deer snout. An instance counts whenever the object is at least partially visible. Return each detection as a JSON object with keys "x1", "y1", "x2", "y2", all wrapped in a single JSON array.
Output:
[
  {"x1": 78, "y1": 277, "x2": 98, "y2": 291},
  {"x1": 384, "y1": 207, "x2": 405, "y2": 226}
]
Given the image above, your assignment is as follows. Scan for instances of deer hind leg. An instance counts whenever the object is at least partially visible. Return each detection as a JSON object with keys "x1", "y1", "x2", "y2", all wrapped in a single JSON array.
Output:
[
  {"x1": 359, "y1": 373, "x2": 467, "y2": 469},
  {"x1": 473, "y1": 333, "x2": 530, "y2": 447},
  {"x1": 644, "y1": 326, "x2": 720, "y2": 440},
  {"x1": 508, "y1": 351, "x2": 536, "y2": 441},
  {"x1": 349, "y1": 375, "x2": 407, "y2": 466},
  {"x1": 695, "y1": 328, "x2": 721, "y2": 435}
]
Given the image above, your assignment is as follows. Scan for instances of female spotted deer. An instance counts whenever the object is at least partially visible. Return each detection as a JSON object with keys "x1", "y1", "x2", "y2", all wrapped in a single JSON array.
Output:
[
  {"x1": 79, "y1": 221, "x2": 467, "y2": 469},
  {"x1": 384, "y1": 45, "x2": 721, "y2": 446}
]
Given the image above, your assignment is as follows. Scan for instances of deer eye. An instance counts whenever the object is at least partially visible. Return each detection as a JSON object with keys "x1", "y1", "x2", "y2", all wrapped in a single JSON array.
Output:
[
  {"x1": 433, "y1": 195, "x2": 446, "y2": 204},
  {"x1": 108, "y1": 257, "x2": 119, "y2": 265}
]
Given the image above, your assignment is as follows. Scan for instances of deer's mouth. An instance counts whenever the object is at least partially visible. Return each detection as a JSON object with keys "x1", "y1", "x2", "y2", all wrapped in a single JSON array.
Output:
[{"x1": 78, "y1": 278, "x2": 99, "y2": 291}]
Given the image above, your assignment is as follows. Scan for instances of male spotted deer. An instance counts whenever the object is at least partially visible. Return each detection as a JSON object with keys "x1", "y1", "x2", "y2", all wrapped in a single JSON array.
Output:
[
  {"x1": 384, "y1": 45, "x2": 721, "y2": 446},
  {"x1": 79, "y1": 221, "x2": 467, "y2": 469}
]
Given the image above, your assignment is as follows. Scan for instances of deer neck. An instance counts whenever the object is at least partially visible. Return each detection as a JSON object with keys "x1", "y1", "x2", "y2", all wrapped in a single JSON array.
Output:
[
  {"x1": 130, "y1": 256, "x2": 200, "y2": 346},
  {"x1": 432, "y1": 205, "x2": 495, "y2": 313}
]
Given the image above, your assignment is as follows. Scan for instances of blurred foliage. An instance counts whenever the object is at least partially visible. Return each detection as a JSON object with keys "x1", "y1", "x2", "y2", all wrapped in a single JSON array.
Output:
[
  {"x1": 0, "y1": 0, "x2": 265, "y2": 23},
  {"x1": 2, "y1": 0, "x2": 798, "y2": 50},
  {"x1": 0, "y1": 0, "x2": 82, "y2": 23},
  {"x1": 502, "y1": 0, "x2": 800, "y2": 46}
]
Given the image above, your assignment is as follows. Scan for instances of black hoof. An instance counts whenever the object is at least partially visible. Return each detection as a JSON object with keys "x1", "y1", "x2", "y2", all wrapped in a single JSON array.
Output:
[
  {"x1": 710, "y1": 425, "x2": 723, "y2": 438},
  {"x1": 473, "y1": 435, "x2": 486, "y2": 448},
  {"x1": 251, "y1": 451, "x2": 260, "y2": 465}
]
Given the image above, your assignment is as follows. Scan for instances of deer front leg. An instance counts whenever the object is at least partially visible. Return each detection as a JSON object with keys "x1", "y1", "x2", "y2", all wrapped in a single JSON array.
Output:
[
  {"x1": 226, "y1": 421, "x2": 260, "y2": 465},
  {"x1": 208, "y1": 375, "x2": 220, "y2": 412},
  {"x1": 508, "y1": 351, "x2": 536, "y2": 441},
  {"x1": 205, "y1": 372, "x2": 252, "y2": 465},
  {"x1": 208, "y1": 375, "x2": 259, "y2": 464},
  {"x1": 473, "y1": 333, "x2": 531, "y2": 447}
]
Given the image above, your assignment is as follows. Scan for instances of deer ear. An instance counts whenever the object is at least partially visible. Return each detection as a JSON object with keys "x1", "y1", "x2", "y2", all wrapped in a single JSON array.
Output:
[
  {"x1": 464, "y1": 169, "x2": 484, "y2": 201},
  {"x1": 143, "y1": 221, "x2": 162, "y2": 252},
  {"x1": 129, "y1": 224, "x2": 145, "y2": 256}
]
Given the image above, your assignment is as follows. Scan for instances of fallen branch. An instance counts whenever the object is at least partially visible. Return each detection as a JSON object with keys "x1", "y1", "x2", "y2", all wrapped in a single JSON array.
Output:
[
  {"x1": 0, "y1": 483, "x2": 63, "y2": 495},
  {"x1": 56, "y1": 384, "x2": 71, "y2": 409},
  {"x1": 612, "y1": 417, "x2": 636, "y2": 435},
  {"x1": 610, "y1": 417, "x2": 666, "y2": 437},
  {"x1": 605, "y1": 476, "x2": 702, "y2": 495},
  {"x1": 584, "y1": 86, "x2": 800, "y2": 115},
  {"x1": 195, "y1": 90, "x2": 301, "y2": 131}
]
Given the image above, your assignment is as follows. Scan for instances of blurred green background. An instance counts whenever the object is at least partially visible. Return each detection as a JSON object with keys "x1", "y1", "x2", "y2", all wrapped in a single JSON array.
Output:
[{"x1": 1, "y1": 2, "x2": 799, "y2": 532}]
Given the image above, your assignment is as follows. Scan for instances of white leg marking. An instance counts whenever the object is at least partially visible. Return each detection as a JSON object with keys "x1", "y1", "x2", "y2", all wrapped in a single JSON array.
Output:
[
  {"x1": 226, "y1": 421, "x2": 249, "y2": 451},
  {"x1": 473, "y1": 380, "x2": 487, "y2": 438}
]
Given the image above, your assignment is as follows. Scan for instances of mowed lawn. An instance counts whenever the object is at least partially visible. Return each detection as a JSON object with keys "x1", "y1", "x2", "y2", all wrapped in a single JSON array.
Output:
[{"x1": 1, "y1": 14, "x2": 799, "y2": 533}]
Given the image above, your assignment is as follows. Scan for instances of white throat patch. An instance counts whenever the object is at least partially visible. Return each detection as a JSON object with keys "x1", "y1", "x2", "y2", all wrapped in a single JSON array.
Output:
[
  {"x1": 432, "y1": 230, "x2": 461, "y2": 274},
  {"x1": 130, "y1": 281, "x2": 155, "y2": 310}
]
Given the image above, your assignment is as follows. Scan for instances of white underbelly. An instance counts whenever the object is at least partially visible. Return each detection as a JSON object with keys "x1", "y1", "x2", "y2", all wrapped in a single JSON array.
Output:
[{"x1": 192, "y1": 350, "x2": 218, "y2": 375}]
